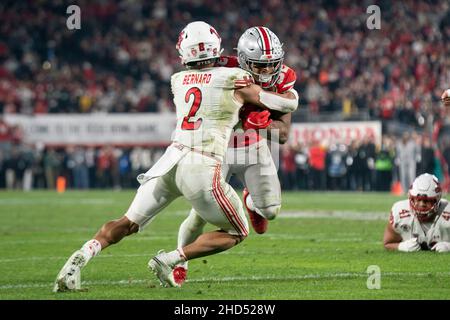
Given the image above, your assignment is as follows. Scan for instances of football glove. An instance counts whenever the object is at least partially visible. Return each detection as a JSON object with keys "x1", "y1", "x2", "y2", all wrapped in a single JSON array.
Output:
[
  {"x1": 398, "y1": 238, "x2": 421, "y2": 252},
  {"x1": 242, "y1": 110, "x2": 272, "y2": 131},
  {"x1": 431, "y1": 241, "x2": 450, "y2": 253}
]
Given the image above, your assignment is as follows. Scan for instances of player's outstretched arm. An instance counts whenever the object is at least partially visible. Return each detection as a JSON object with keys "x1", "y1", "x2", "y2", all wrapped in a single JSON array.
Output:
[{"x1": 234, "y1": 83, "x2": 298, "y2": 113}]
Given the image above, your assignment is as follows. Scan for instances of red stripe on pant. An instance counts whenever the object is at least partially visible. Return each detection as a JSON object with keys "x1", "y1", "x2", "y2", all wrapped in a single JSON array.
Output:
[
  {"x1": 211, "y1": 164, "x2": 243, "y2": 236},
  {"x1": 213, "y1": 164, "x2": 248, "y2": 237},
  {"x1": 212, "y1": 175, "x2": 242, "y2": 235},
  {"x1": 215, "y1": 165, "x2": 248, "y2": 236}
]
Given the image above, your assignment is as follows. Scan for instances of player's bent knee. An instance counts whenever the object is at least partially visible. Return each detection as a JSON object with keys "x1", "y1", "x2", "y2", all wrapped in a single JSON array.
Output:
[
  {"x1": 233, "y1": 234, "x2": 247, "y2": 245},
  {"x1": 259, "y1": 204, "x2": 281, "y2": 220},
  {"x1": 191, "y1": 214, "x2": 207, "y2": 228}
]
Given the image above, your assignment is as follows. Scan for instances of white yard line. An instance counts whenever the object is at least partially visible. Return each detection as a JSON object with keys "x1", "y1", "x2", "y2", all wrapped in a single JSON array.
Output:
[
  {"x1": 0, "y1": 235, "x2": 174, "y2": 246},
  {"x1": 172, "y1": 210, "x2": 389, "y2": 220},
  {"x1": 1, "y1": 244, "x2": 381, "y2": 263},
  {"x1": 279, "y1": 211, "x2": 388, "y2": 220},
  {"x1": 0, "y1": 199, "x2": 117, "y2": 205},
  {"x1": 1, "y1": 272, "x2": 449, "y2": 290}
]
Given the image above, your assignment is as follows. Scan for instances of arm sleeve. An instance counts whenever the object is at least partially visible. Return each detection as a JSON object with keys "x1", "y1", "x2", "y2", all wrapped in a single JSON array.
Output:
[
  {"x1": 390, "y1": 203, "x2": 401, "y2": 233},
  {"x1": 221, "y1": 68, "x2": 254, "y2": 89},
  {"x1": 259, "y1": 89, "x2": 299, "y2": 113}
]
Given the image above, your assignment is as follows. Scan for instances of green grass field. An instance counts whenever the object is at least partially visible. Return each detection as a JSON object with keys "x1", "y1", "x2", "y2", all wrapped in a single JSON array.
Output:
[{"x1": 1, "y1": 190, "x2": 450, "y2": 300}]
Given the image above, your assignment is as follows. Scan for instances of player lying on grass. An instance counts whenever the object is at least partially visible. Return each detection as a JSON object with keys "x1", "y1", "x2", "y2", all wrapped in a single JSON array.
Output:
[
  {"x1": 53, "y1": 21, "x2": 298, "y2": 291},
  {"x1": 384, "y1": 173, "x2": 450, "y2": 252}
]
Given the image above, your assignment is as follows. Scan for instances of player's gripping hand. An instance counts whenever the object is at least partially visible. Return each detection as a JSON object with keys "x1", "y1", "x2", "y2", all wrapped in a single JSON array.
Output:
[
  {"x1": 242, "y1": 110, "x2": 273, "y2": 131},
  {"x1": 431, "y1": 241, "x2": 450, "y2": 253},
  {"x1": 442, "y1": 89, "x2": 450, "y2": 107},
  {"x1": 398, "y1": 238, "x2": 421, "y2": 252}
]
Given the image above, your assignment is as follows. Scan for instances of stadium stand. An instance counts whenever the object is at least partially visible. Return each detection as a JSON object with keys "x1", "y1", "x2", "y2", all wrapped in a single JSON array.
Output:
[{"x1": 0, "y1": 0, "x2": 449, "y2": 191}]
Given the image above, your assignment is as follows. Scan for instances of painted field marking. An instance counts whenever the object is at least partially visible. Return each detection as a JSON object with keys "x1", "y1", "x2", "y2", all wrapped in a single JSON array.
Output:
[
  {"x1": 279, "y1": 211, "x2": 388, "y2": 220},
  {"x1": 1, "y1": 271, "x2": 450, "y2": 290}
]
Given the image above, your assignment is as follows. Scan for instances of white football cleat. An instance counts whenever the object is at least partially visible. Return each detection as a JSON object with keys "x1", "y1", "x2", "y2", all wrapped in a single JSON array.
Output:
[
  {"x1": 148, "y1": 250, "x2": 181, "y2": 288},
  {"x1": 53, "y1": 250, "x2": 86, "y2": 292}
]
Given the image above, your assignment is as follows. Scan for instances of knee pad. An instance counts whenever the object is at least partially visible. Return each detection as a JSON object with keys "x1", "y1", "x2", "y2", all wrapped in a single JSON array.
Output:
[{"x1": 258, "y1": 204, "x2": 281, "y2": 220}]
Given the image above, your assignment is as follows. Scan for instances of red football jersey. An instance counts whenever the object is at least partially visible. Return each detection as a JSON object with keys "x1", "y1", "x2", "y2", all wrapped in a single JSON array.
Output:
[{"x1": 217, "y1": 55, "x2": 297, "y2": 147}]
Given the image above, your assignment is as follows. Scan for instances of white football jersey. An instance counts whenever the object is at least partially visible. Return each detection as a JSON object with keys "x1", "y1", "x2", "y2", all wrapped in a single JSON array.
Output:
[
  {"x1": 171, "y1": 66, "x2": 253, "y2": 159},
  {"x1": 390, "y1": 199, "x2": 450, "y2": 248}
]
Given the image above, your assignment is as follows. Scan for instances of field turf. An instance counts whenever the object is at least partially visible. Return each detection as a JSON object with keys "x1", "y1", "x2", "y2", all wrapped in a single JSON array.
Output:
[{"x1": 1, "y1": 190, "x2": 450, "y2": 300}]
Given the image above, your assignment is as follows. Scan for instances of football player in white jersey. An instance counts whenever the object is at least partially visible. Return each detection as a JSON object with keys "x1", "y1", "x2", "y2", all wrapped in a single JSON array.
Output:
[
  {"x1": 173, "y1": 26, "x2": 298, "y2": 284},
  {"x1": 384, "y1": 173, "x2": 450, "y2": 252},
  {"x1": 53, "y1": 21, "x2": 299, "y2": 291}
]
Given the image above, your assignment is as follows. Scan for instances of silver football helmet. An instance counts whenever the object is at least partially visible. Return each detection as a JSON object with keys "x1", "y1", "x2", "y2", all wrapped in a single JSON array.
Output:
[
  {"x1": 408, "y1": 173, "x2": 442, "y2": 222},
  {"x1": 237, "y1": 26, "x2": 284, "y2": 88}
]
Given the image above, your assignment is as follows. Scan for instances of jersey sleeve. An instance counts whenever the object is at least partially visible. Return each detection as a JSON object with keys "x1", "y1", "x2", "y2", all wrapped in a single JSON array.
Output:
[
  {"x1": 233, "y1": 70, "x2": 254, "y2": 89},
  {"x1": 276, "y1": 65, "x2": 297, "y2": 93},
  {"x1": 216, "y1": 55, "x2": 240, "y2": 68},
  {"x1": 219, "y1": 67, "x2": 254, "y2": 89},
  {"x1": 170, "y1": 73, "x2": 179, "y2": 96},
  {"x1": 390, "y1": 201, "x2": 403, "y2": 233}
]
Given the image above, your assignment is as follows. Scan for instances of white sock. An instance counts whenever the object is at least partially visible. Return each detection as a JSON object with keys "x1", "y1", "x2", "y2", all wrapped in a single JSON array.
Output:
[
  {"x1": 165, "y1": 248, "x2": 187, "y2": 266},
  {"x1": 177, "y1": 209, "x2": 206, "y2": 248},
  {"x1": 80, "y1": 239, "x2": 102, "y2": 264}
]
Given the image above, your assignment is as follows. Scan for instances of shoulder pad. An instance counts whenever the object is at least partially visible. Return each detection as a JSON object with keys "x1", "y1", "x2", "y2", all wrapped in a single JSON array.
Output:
[
  {"x1": 275, "y1": 65, "x2": 297, "y2": 93},
  {"x1": 216, "y1": 55, "x2": 239, "y2": 68}
]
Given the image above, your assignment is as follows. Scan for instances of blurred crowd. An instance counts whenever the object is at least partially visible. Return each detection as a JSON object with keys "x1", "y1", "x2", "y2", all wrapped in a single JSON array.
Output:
[
  {"x1": 1, "y1": 0, "x2": 450, "y2": 191},
  {"x1": 279, "y1": 132, "x2": 447, "y2": 193},
  {"x1": 0, "y1": 140, "x2": 166, "y2": 191},
  {"x1": 2, "y1": 129, "x2": 449, "y2": 194},
  {"x1": 0, "y1": 0, "x2": 449, "y2": 123}
]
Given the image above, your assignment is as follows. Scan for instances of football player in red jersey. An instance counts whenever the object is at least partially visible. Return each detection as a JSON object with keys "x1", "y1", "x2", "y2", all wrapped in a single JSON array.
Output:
[
  {"x1": 53, "y1": 22, "x2": 298, "y2": 291},
  {"x1": 173, "y1": 27, "x2": 298, "y2": 284}
]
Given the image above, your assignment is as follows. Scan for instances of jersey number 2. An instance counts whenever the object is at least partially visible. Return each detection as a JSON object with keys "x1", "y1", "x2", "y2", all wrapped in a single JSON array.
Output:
[{"x1": 182, "y1": 87, "x2": 203, "y2": 130}]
